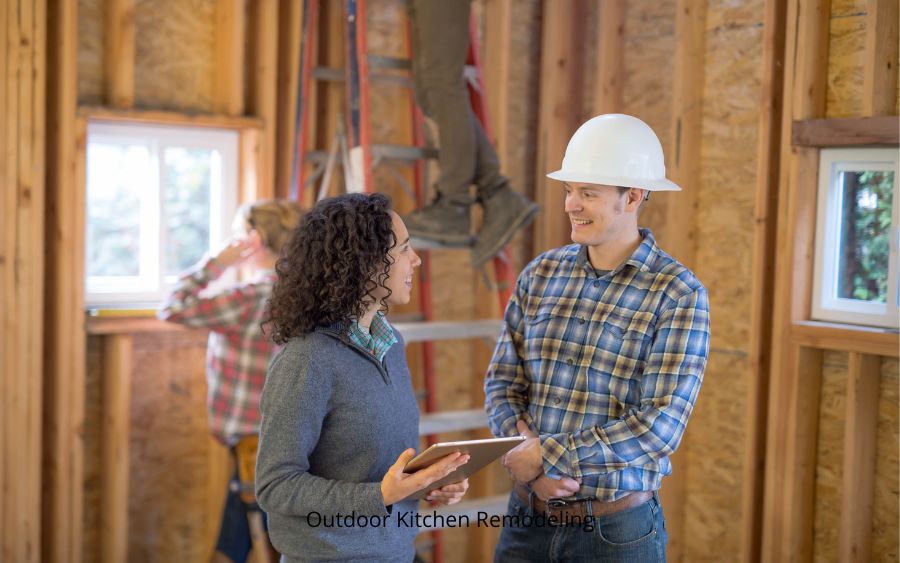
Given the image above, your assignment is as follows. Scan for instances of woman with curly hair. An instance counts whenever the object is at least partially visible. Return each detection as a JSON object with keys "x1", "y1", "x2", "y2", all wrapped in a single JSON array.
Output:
[{"x1": 256, "y1": 193, "x2": 470, "y2": 562}]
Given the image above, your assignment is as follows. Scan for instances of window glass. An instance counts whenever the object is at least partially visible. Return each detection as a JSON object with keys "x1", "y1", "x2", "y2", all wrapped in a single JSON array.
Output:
[{"x1": 164, "y1": 147, "x2": 214, "y2": 277}]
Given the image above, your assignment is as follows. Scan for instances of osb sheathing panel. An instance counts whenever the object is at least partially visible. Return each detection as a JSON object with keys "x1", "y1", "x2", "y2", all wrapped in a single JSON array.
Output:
[
  {"x1": 77, "y1": 0, "x2": 104, "y2": 104},
  {"x1": 127, "y1": 331, "x2": 224, "y2": 562},
  {"x1": 813, "y1": 351, "x2": 847, "y2": 562},
  {"x1": 825, "y1": 7, "x2": 866, "y2": 118},
  {"x1": 133, "y1": 0, "x2": 216, "y2": 112},
  {"x1": 621, "y1": 0, "x2": 676, "y2": 239},
  {"x1": 681, "y1": 353, "x2": 747, "y2": 560},
  {"x1": 874, "y1": 358, "x2": 899, "y2": 563},
  {"x1": 693, "y1": 0, "x2": 763, "y2": 352}
]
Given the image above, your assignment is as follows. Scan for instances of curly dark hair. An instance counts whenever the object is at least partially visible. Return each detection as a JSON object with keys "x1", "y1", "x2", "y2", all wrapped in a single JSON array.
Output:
[{"x1": 264, "y1": 193, "x2": 396, "y2": 344}]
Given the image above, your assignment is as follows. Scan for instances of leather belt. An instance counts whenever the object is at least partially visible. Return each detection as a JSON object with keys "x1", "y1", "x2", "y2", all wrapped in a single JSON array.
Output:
[{"x1": 514, "y1": 483, "x2": 653, "y2": 522}]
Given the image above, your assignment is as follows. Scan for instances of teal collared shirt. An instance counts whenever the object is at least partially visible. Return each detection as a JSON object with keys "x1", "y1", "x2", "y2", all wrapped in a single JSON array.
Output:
[{"x1": 347, "y1": 312, "x2": 398, "y2": 362}]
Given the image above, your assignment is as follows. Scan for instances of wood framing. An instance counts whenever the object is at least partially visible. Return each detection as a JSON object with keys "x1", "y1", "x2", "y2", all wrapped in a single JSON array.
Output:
[
  {"x1": 214, "y1": 0, "x2": 246, "y2": 115},
  {"x1": 740, "y1": 0, "x2": 788, "y2": 560},
  {"x1": 838, "y1": 353, "x2": 882, "y2": 562},
  {"x1": 761, "y1": 0, "x2": 831, "y2": 559},
  {"x1": 862, "y1": 0, "x2": 899, "y2": 116},
  {"x1": 792, "y1": 321, "x2": 900, "y2": 358},
  {"x1": 484, "y1": 0, "x2": 513, "y2": 162},
  {"x1": 77, "y1": 106, "x2": 264, "y2": 130},
  {"x1": 247, "y1": 0, "x2": 279, "y2": 200},
  {"x1": 44, "y1": 1, "x2": 85, "y2": 562},
  {"x1": 533, "y1": 0, "x2": 588, "y2": 253},
  {"x1": 2, "y1": 1, "x2": 47, "y2": 561},
  {"x1": 104, "y1": 0, "x2": 134, "y2": 108},
  {"x1": 592, "y1": 0, "x2": 625, "y2": 115},
  {"x1": 101, "y1": 335, "x2": 133, "y2": 563},
  {"x1": 274, "y1": 0, "x2": 303, "y2": 199},
  {"x1": 792, "y1": 115, "x2": 900, "y2": 146}
]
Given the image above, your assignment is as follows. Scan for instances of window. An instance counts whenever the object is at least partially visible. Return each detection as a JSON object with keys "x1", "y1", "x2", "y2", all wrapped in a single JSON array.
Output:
[
  {"x1": 812, "y1": 147, "x2": 899, "y2": 328},
  {"x1": 85, "y1": 121, "x2": 239, "y2": 307}
]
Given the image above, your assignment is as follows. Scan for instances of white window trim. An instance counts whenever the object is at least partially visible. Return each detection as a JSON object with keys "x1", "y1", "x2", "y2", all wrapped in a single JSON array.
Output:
[
  {"x1": 85, "y1": 121, "x2": 239, "y2": 308},
  {"x1": 811, "y1": 147, "x2": 900, "y2": 329}
]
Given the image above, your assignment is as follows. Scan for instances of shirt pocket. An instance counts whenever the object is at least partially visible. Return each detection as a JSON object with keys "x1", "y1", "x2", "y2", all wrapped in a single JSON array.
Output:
[{"x1": 589, "y1": 311, "x2": 656, "y2": 410}]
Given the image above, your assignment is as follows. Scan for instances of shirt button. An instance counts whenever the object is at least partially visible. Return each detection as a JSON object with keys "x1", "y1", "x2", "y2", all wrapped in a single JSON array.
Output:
[
  {"x1": 593, "y1": 280, "x2": 601, "y2": 287},
  {"x1": 554, "y1": 396, "x2": 562, "y2": 405},
  {"x1": 578, "y1": 316, "x2": 585, "y2": 324},
  {"x1": 566, "y1": 358, "x2": 574, "y2": 365}
]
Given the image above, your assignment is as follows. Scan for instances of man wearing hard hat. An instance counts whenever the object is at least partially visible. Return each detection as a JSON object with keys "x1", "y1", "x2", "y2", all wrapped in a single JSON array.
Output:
[{"x1": 485, "y1": 114, "x2": 710, "y2": 561}]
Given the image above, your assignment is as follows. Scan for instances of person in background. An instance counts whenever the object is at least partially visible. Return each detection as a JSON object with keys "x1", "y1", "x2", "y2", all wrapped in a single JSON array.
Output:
[
  {"x1": 257, "y1": 193, "x2": 469, "y2": 563},
  {"x1": 403, "y1": 0, "x2": 539, "y2": 266},
  {"x1": 158, "y1": 199, "x2": 304, "y2": 563}
]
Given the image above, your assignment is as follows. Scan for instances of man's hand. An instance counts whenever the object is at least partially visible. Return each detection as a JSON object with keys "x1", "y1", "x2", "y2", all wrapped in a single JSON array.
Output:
[
  {"x1": 502, "y1": 420, "x2": 543, "y2": 483},
  {"x1": 380, "y1": 449, "x2": 470, "y2": 507},
  {"x1": 529, "y1": 474, "x2": 580, "y2": 501},
  {"x1": 425, "y1": 478, "x2": 469, "y2": 506}
]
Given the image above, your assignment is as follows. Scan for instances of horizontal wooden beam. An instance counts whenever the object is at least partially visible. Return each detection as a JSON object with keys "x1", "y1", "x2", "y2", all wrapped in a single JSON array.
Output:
[
  {"x1": 87, "y1": 316, "x2": 209, "y2": 335},
  {"x1": 791, "y1": 116, "x2": 900, "y2": 147},
  {"x1": 77, "y1": 106, "x2": 264, "y2": 130},
  {"x1": 792, "y1": 320, "x2": 899, "y2": 357}
]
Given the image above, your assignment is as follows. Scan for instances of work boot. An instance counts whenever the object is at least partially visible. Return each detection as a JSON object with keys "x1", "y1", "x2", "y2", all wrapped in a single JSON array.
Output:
[
  {"x1": 471, "y1": 188, "x2": 539, "y2": 266},
  {"x1": 403, "y1": 196, "x2": 474, "y2": 246}
]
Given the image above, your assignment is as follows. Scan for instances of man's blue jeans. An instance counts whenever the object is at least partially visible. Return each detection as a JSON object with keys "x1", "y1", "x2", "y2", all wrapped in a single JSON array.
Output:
[{"x1": 494, "y1": 491, "x2": 667, "y2": 563}]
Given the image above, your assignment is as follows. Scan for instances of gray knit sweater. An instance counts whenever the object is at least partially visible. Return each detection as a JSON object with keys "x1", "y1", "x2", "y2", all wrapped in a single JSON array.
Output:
[{"x1": 256, "y1": 325, "x2": 420, "y2": 563}]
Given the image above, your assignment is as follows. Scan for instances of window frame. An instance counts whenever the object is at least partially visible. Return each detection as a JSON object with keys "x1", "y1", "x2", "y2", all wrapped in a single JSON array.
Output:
[
  {"x1": 811, "y1": 146, "x2": 899, "y2": 329},
  {"x1": 85, "y1": 120, "x2": 239, "y2": 308}
]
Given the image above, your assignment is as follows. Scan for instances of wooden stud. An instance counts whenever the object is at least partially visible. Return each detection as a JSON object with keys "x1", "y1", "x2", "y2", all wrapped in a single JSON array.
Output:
[
  {"x1": 484, "y1": 0, "x2": 512, "y2": 161},
  {"x1": 44, "y1": 1, "x2": 85, "y2": 562},
  {"x1": 240, "y1": 128, "x2": 261, "y2": 203},
  {"x1": 740, "y1": 0, "x2": 788, "y2": 560},
  {"x1": 533, "y1": 0, "x2": 588, "y2": 254},
  {"x1": 215, "y1": 0, "x2": 246, "y2": 116},
  {"x1": 862, "y1": 0, "x2": 899, "y2": 116},
  {"x1": 274, "y1": 0, "x2": 303, "y2": 200},
  {"x1": 592, "y1": 0, "x2": 625, "y2": 115},
  {"x1": 761, "y1": 0, "x2": 831, "y2": 559},
  {"x1": 0, "y1": 0, "x2": 7, "y2": 547},
  {"x1": 838, "y1": 353, "x2": 881, "y2": 562},
  {"x1": 101, "y1": 335, "x2": 133, "y2": 563},
  {"x1": 792, "y1": 115, "x2": 900, "y2": 146},
  {"x1": 247, "y1": 0, "x2": 278, "y2": 200},
  {"x1": 104, "y1": 0, "x2": 134, "y2": 108}
]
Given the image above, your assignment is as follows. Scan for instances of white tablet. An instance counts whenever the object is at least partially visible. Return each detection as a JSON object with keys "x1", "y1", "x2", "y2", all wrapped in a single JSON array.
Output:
[{"x1": 402, "y1": 436, "x2": 526, "y2": 501}]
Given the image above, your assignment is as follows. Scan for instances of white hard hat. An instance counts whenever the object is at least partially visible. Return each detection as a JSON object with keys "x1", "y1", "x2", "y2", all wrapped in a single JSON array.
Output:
[{"x1": 547, "y1": 114, "x2": 681, "y2": 192}]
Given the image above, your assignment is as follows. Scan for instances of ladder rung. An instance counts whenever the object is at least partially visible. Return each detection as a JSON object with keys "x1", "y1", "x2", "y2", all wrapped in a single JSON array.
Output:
[
  {"x1": 393, "y1": 320, "x2": 502, "y2": 343},
  {"x1": 417, "y1": 493, "x2": 511, "y2": 531},
  {"x1": 419, "y1": 408, "x2": 488, "y2": 435},
  {"x1": 372, "y1": 144, "x2": 438, "y2": 161},
  {"x1": 312, "y1": 66, "x2": 413, "y2": 88},
  {"x1": 367, "y1": 54, "x2": 411, "y2": 71}
]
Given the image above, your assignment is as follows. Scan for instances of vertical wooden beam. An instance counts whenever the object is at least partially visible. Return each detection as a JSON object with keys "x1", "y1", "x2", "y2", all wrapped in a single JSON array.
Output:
[
  {"x1": 240, "y1": 128, "x2": 261, "y2": 203},
  {"x1": 215, "y1": 0, "x2": 246, "y2": 116},
  {"x1": 740, "y1": 0, "x2": 787, "y2": 561},
  {"x1": 592, "y1": 0, "x2": 625, "y2": 115},
  {"x1": 101, "y1": 335, "x2": 133, "y2": 563},
  {"x1": 3, "y1": 0, "x2": 46, "y2": 561},
  {"x1": 484, "y1": 0, "x2": 512, "y2": 161},
  {"x1": 862, "y1": 0, "x2": 899, "y2": 116},
  {"x1": 274, "y1": 0, "x2": 303, "y2": 199},
  {"x1": 247, "y1": 0, "x2": 278, "y2": 200},
  {"x1": 761, "y1": 0, "x2": 830, "y2": 559},
  {"x1": 44, "y1": 1, "x2": 85, "y2": 562},
  {"x1": 658, "y1": 2, "x2": 705, "y2": 559},
  {"x1": 534, "y1": 0, "x2": 588, "y2": 254},
  {"x1": 838, "y1": 353, "x2": 881, "y2": 562},
  {"x1": 104, "y1": 0, "x2": 134, "y2": 108}
]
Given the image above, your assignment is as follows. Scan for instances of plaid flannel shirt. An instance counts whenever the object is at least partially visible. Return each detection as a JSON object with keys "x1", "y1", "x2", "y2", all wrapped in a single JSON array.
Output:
[
  {"x1": 485, "y1": 229, "x2": 710, "y2": 501},
  {"x1": 347, "y1": 312, "x2": 398, "y2": 362},
  {"x1": 158, "y1": 256, "x2": 277, "y2": 445}
]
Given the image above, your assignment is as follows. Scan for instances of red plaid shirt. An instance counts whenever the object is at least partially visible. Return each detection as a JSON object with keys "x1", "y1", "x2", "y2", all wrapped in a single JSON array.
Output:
[{"x1": 158, "y1": 256, "x2": 277, "y2": 445}]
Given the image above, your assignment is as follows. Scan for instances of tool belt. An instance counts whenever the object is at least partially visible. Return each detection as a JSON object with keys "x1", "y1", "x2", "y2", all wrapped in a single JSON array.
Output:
[
  {"x1": 514, "y1": 482, "x2": 653, "y2": 523},
  {"x1": 233, "y1": 435, "x2": 260, "y2": 505}
]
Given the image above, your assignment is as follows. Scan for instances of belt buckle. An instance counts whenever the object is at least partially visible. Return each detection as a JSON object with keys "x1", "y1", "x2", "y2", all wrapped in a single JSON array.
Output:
[{"x1": 545, "y1": 498, "x2": 568, "y2": 525}]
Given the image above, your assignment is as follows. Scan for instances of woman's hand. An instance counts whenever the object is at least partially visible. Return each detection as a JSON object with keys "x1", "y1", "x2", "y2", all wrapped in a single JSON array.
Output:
[
  {"x1": 425, "y1": 478, "x2": 469, "y2": 506},
  {"x1": 213, "y1": 234, "x2": 261, "y2": 269},
  {"x1": 381, "y1": 449, "x2": 470, "y2": 507}
]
